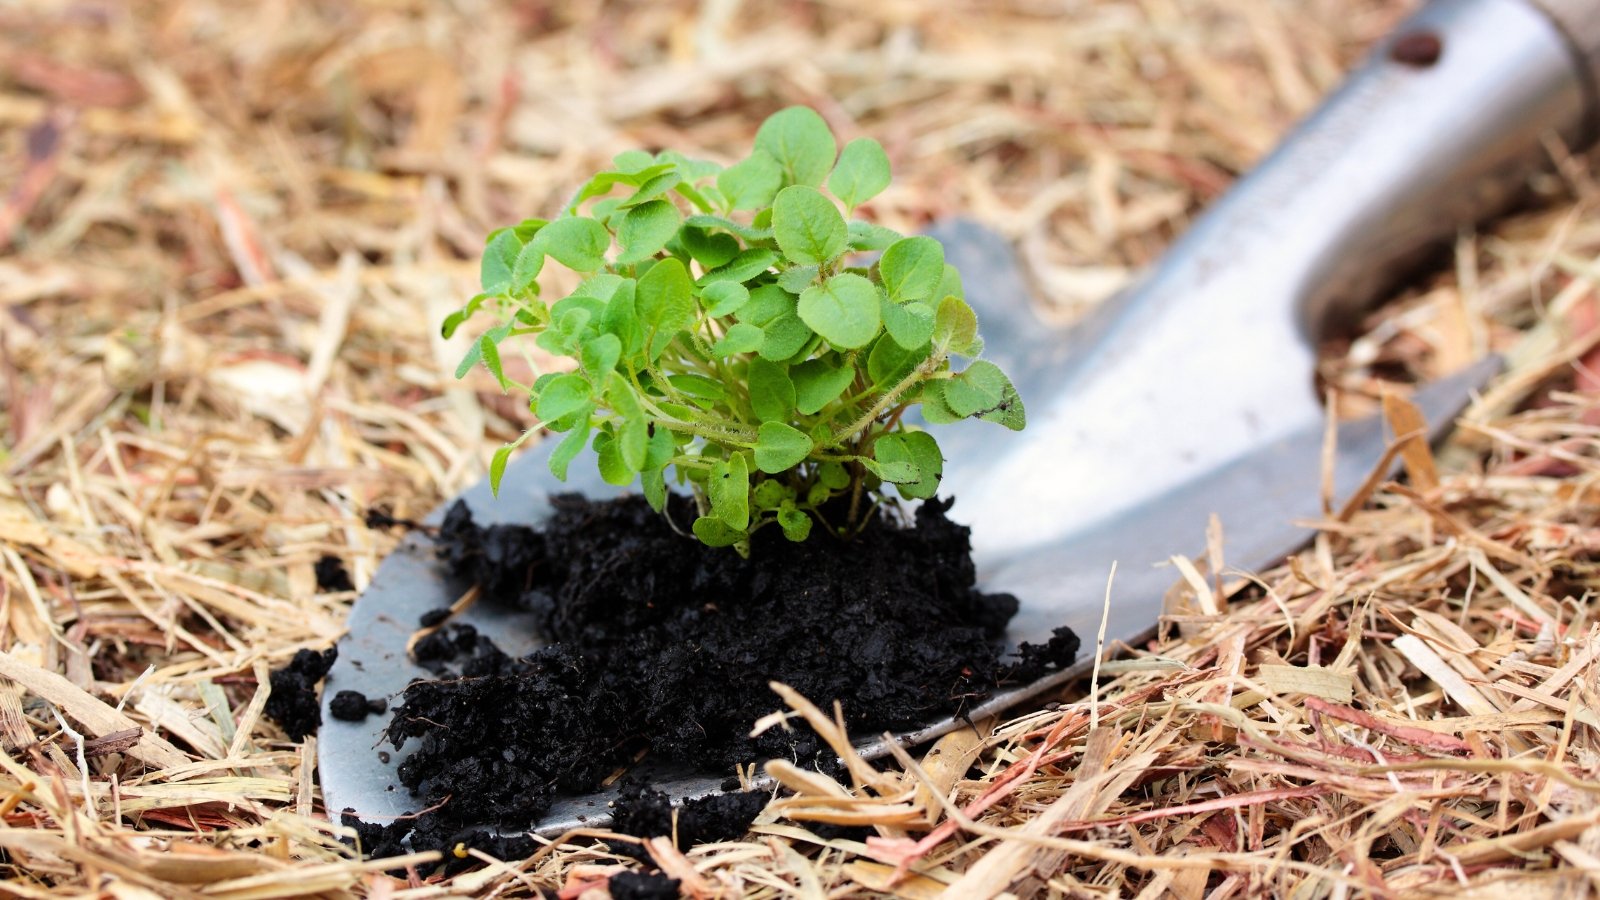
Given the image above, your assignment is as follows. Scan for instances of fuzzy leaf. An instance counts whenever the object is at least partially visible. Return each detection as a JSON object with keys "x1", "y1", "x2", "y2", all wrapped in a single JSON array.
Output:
[
  {"x1": 754, "y1": 106, "x2": 837, "y2": 188},
  {"x1": 747, "y1": 358, "x2": 796, "y2": 422},
  {"x1": 777, "y1": 504, "x2": 812, "y2": 542},
  {"x1": 697, "y1": 248, "x2": 779, "y2": 286},
  {"x1": 717, "y1": 150, "x2": 784, "y2": 210},
  {"x1": 692, "y1": 515, "x2": 744, "y2": 547},
  {"x1": 489, "y1": 444, "x2": 513, "y2": 497},
  {"x1": 580, "y1": 333, "x2": 622, "y2": 381},
  {"x1": 480, "y1": 230, "x2": 522, "y2": 295},
  {"x1": 637, "y1": 258, "x2": 695, "y2": 360},
  {"x1": 917, "y1": 380, "x2": 964, "y2": 425},
  {"x1": 537, "y1": 216, "x2": 611, "y2": 271},
  {"x1": 945, "y1": 361, "x2": 1026, "y2": 430},
  {"x1": 548, "y1": 412, "x2": 594, "y2": 481},
  {"x1": 772, "y1": 185, "x2": 847, "y2": 267},
  {"x1": 828, "y1": 138, "x2": 891, "y2": 209},
  {"x1": 510, "y1": 240, "x2": 544, "y2": 294},
  {"x1": 881, "y1": 297, "x2": 935, "y2": 350},
  {"x1": 847, "y1": 220, "x2": 903, "y2": 251},
  {"x1": 617, "y1": 199, "x2": 681, "y2": 263},
  {"x1": 680, "y1": 226, "x2": 740, "y2": 269},
  {"x1": 709, "y1": 453, "x2": 750, "y2": 530},
  {"x1": 778, "y1": 265, "x2": 820, "y2": 293},
  {"x1": 798, "y1": 273, "x2": 880, "y2": 350},
  {"x1": 701, "y1": 281, "x2": 750, "y2": 317},
  {"x1": 593, "y1": 431, "x2": 634, "y2": 486},
  {"x1": 934, "y1": 294, "x2": 980, "y2": 355},
  {"x1": 878, "y1": 431, "x2": 943, "y2": 499},
  {"x1": 754, "y1": 422, "x2": 814, "y2": 474},
  {"x1": 759, "y1": 314, "x2": 813, "y2": 361},
  {"x1": 790, "y1": 358, "x2": 855, "y2": 414},
  {"x1": 536, "y1": 373, "x2": 591, "y2": 423},
  {"x1": 712, "y1": 322, "x2": 764, "y2": 356},
  {"x1": 860, "y1": 456, "x2": 917, "y2": 484},
  {"x1": 879, "y1": 236, "x2": 945, "y2": 304}
]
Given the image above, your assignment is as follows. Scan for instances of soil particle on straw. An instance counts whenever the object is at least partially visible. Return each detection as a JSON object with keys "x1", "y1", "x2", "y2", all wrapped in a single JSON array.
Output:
[
  {"x1": 263, "y1": 647, "x2": 337, "y2": 741},
  {"x1": 369, "y1": 493, "x2": 1078, "y2": 856},
  {"x1": 314, "y1": 554, "x2": 355, "y2": 592}
]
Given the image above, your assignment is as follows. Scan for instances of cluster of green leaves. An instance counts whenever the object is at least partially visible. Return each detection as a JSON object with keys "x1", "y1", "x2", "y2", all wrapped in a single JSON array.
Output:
[{"x1": 447, "y1": 106, "x2": 1025, "y2": 555}]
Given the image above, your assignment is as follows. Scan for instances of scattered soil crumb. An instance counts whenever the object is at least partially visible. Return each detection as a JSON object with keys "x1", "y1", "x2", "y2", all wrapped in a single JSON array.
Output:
[
  {"x1": 361, "y1": 493, "x2": 1077, "y2": 858},
  {"x1": 264, "y1": 647, "x2": 337, "y2": 741},
  {"x1": 609, "y1": 870, "x2": 682, "y2": 900},
  {"x1": 314, "y1": 554, "x2": 354, "y2": 592},
  {"x1": 328, "y1": 689, "x2": 385, "y2": 721},
  {"x1": 611, "y1": 781, "x2": 768, "y2": 851}
]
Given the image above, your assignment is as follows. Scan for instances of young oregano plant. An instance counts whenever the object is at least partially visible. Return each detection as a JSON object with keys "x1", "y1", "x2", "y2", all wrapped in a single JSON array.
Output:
[{"x1": 446, "y1": 106, "x2": 1025, "y2": 556}]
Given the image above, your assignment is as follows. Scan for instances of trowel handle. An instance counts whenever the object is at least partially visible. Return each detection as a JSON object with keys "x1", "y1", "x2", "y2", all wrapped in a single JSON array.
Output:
[{"x1": 1257, "y1": 0, "x2": 1599, "y2": 338}]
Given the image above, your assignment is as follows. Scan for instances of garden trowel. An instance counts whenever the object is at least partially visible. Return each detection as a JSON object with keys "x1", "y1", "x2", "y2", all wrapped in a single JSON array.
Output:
[{"x1": 320, "y1": 0, "x2": 1600, "y2": 837}]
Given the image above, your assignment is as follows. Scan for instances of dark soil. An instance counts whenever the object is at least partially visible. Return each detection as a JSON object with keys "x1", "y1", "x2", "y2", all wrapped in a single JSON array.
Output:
[
  {"x1": 264, "y1": 647, "x2": 337, "y2": 741},
  {"x1": 360, "y1": 492, "x2": 1078, "y2": 858}
]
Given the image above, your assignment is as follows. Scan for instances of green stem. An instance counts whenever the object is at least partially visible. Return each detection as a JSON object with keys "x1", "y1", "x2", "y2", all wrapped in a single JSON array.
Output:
[{"x1": 828, "y1": 352, "x2": 946, "y2": 447}]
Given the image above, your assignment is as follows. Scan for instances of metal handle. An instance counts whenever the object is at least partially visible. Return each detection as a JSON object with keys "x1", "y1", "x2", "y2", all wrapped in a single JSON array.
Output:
[{"x1": 942, "y1": 0, "x2": 1595, "y2": 560}]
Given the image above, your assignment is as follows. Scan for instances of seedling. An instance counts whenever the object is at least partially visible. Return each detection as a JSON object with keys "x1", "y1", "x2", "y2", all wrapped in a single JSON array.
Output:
[{"x1": 445, "y1": 106, "x2": 1025, "y2": 555}]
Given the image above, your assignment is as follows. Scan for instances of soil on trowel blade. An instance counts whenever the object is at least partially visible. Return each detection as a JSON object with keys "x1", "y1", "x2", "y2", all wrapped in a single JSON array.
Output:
[{"x1": 363, "y1": 493, "x2": 1078, "y2": 858}]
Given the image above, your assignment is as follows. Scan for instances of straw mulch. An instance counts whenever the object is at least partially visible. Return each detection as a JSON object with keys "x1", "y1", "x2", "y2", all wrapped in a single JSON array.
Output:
[{"x1": 3, "y1": 0, "x2": 1599, "y2": 896}]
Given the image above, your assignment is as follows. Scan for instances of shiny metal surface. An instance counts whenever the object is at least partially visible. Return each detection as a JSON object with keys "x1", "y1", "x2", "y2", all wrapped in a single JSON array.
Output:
[{"x1": 320, "y1": 0, "x2": 1593, "y2": 841}]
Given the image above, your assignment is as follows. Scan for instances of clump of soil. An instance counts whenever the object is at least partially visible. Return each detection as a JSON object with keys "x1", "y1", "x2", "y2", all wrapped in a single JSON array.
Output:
[
  {"x1": 370, "y1": 493, "x2": 1077, "y2": 856},
  {"x1": 264, "y1": 647, "x2": 336, "y2": 741}
]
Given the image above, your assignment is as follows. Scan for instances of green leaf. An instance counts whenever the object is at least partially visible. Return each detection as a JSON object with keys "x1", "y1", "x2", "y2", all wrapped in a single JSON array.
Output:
[
  {"x1": 847, "y1": 220, "x2": 903, "y2": 251},
  {"x1": 747, "y1": 358, "x2": 795, "y2": 422},
  {"x1": 712, "y1": 322, "x2": 764, "y2": 356},
  {"x1": 640, "y1": 427, "x2": 675, "y2": 512},
  {"x1": 917, "y1": 380, "x2": 964, "y2": 425},
  {"x1": 754, "y1": 422, "x2": 814, "y2": 474},
  {"x1": 536, "y1": 216, "x2": 611, "y2": 271},
  {"x1": 548, "y1": 411, "x2": 593, "y2": 481},
  {"x1": 701, "y1": 281, "x2": 750, "y2": 317},
  {"x1": 606, "y1": 374, "x2": 649, "y2": 472},
  {"x1": 818, "y1": 461, "x2": 850, "y2": 490},
  {"x1": 881, "y1": 297, "x2": 935, "y2": 350},
  {"x1": 456, "y1": 322, "x2": 513, "y2": 379},
  {"x1": 668, "y1": 373, "x2": 727, "y2": 405},
  {"x1": 755, "y1": 106, "x2": 837, "y2": 188},
  {"x1": 717, "y1": 150, "x2": 783, "y2": 210},
  {"x1": 510, "y1": 240, "x2": 544, "y2": 293},
  {"x1": 736, "y1": 284, "x2": 794, "y2": 326},
  {"x1": 612, "y1": 149, "x2": 655, "y2": 173},
  {"x1": 480, "y1": 229, "x2": 522, "y2": 295},
  {"x1": 536, "y1": 373, "x2": 591, "y2": 422},
  {"x1": 798, "y1": 273, "x2": 880, "y2": 350},
  {"x1": 708, "y1": 453, "x2": 750, "y2": 530},
  {"x1": 778, "y1": 265, "x2": 819, "y2": 293},
  {"x1": 879, "y1": 236, "x2": 945, "y2": 303},
  {"x1": 828, "y1": 138, "x2": 891, "y2": 209},
  {"x1": 878, "y1": 431, "x2": 942, "y2": 499},
  {"x1": 680, "y1": 226, "x2": 740, "y2": 269},
  {"x1": 601, "y1": 278, "x2": 643, "y2": 359},
  {"x1": 944, "y1": 361, "x2": 1026, "y2": 430},
  {"x1": 692, "y1": 515, "x2": 744, "y2": 547},
  {"x1": 860, "y1": 455, "x2": 917, "y2": 484},
  {"x1": 479, "y1": 334, "x2": 507, "y2": 389},
  {"x1": 867, "y1": 334, "x2": 926, "y2": 386},
  {"x1": 752, "y1": 479, "x2": 788, "y2": 509},
  {"x1": 593, "y1": 430, "x2": 634, "y2": 486},
  {"x1": 685, "y1": 214, "x2": 773, "y2": 244},
  {"x1": 617, "y1": 199, "x2": 681, "y2": 264},
  {"x1": 697, "y1": 248, "x2": 779, "y2": 286},
  {"x1": 489, "y1": 444, "x2": 513, "y2": 497},
  {"x1": 759, "y1": 314, "x2": 813, "y2": 361},
  {"x1": 772, "y1": 185, "x2": 847, "y2": 267},
  {"x1": 777, "y1": 503, "x2": 812, "y2": 542},
  {"x1": 936, "y1": 263, "x2": 964, "y2": 300},
  {"x1": 622, "y1": 171, "x2": 682, "y2": 207},
  {"x1": 934, "y1": 294, "x2": 981, "y2": 355},
  {"x1": 790, "y1": 358, "x2": 855, "y2": 414},
  {"x1": 636, "y1": 257, "x2": 695, "y2": 360}
]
